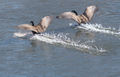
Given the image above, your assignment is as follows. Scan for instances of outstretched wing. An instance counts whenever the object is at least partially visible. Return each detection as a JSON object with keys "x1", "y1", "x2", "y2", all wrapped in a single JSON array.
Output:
[
  {"x1": 17, "y1": 24, "x2": 37, "y2": 32},
  {"x1": 17, "y1": 16, "x2": 53, "y2": 33},
  {"x1": 39, "y1": 16, "x2": 53, "y2": 31},
  {"x1": 84, "y1": 5, "x2": 98, "y2": 21},
  {"x1": 56, "y1": 12, "x2": 76, "y2": 19}
]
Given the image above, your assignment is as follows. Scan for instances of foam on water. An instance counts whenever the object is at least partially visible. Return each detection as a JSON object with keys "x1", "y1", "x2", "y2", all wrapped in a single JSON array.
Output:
[
  {"x1": 13, "y1": 31, "x2": 106, "y2": 54},
  {"x1": 70, "y1": 23, "x2": 120, "y2": 36},
  {"x1": 13, "y1": 32, "x2": 32, "y2": 38},
  {"x1": 30, "y1": 33, "x2": 106, "y2": 54}
]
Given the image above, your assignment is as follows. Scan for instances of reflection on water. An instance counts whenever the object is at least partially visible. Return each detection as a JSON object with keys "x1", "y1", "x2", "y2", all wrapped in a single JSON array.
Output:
[{"x1": 0, "y1": 0, "x2": 120, "y2": 77}]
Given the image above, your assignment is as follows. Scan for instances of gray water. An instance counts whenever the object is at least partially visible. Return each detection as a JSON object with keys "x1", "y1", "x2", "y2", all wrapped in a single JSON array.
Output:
[{"x1": 0, "y1": 0, "x2": 120, "y2": 77}]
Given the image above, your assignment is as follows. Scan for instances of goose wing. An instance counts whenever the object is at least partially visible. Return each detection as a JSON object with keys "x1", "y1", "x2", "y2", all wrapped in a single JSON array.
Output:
[
  {"x1": 17, "y1": 24, "x2": 37, "y2": 32},
  {"x1": 56, "y1": 12, "x2": 76, "y2": 19},
  {"x1": 38, "y1": 16, "x2": 53, "y2": 31}
]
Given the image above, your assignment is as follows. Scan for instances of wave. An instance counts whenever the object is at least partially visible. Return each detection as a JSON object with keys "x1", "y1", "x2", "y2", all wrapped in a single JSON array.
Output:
[{"x1": 70, "y1": 23, "x2": 120, "y2": 36}]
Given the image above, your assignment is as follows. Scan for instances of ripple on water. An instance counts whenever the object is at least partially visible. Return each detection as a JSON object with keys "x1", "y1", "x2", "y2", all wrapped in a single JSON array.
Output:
[{"x1": 0, "y1": 2, "x2": 23, "y2": 10}]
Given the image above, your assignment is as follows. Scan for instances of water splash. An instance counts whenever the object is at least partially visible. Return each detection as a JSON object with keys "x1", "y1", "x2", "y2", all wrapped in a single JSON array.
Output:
[
  {"x1": 30, "y1": 33, "x2": 106, "y2": 54},
  {"x1": 70, "y1": 23, "x2": 120, "y2": 36},
  {"x1": 13, "y1": 32, "x2": 32, "y2": 38},
  {"x1": 13, "y1": 31, "x2": 106, "y2": 54}
]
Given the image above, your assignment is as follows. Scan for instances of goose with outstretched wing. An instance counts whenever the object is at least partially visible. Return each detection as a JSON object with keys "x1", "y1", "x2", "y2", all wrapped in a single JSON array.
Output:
[
  {"x1": 17, "y1": 16, "x2": 53, "y2": 35},
  {"x1": 56, "y1": 5, "x2": 98, "y2": 25}
]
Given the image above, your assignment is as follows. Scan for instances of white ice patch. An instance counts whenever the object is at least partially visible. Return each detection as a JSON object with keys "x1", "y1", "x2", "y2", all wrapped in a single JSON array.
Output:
[{"x1": 70, "y1": 23, "x2": 120, "y2": 36}]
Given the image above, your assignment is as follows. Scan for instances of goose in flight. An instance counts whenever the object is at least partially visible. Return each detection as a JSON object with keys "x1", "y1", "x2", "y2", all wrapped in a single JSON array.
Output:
[
  {"x1": 17, "y1": 16, "x2": 53, "y2": 35},
  {"x1": 56, "y1": 5, "x2": 98, "y2": 25}
]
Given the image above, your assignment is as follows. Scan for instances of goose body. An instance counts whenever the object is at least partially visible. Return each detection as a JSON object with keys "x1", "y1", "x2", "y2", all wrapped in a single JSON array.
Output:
[
  {"x1": 17, "y1": 16, "x2": 53, "y2": 35},
  {"x1": 56, "y1": 5, "x2": 98, "y2": 25}
]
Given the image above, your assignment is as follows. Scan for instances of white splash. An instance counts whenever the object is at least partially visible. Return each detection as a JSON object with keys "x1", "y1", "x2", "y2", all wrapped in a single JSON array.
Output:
[
  {"x1": 13, "y1": 32, "x2": 32, "y2": 38},
  {"x1": 70, "y1": 23, "x2": 120, "y2": 36},
  {"x1": 30, "y1": 33, "x2": 106, "y2": 53},
  {"x1": 13, "y1": 31, "x2": 106, "y2": 54}
]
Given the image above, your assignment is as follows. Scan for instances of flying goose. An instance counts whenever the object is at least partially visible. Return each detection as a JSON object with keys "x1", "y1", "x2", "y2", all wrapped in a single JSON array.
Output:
[
  {"x1": 56, "y1": 5, "x2": 98, "y2": 25},
  {"x1": 17, "y1": 16, "x2": 53, "y2": 35}
]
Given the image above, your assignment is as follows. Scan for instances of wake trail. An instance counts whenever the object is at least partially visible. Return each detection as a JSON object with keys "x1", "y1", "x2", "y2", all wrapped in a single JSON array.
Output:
[
  {"x1": 13, "y1": 31, "x2": 106, "y2": 54},
  {"x1": 70, "y1": 23, "x2": 120, "y2": 37},
  {"x1": 30, "y1": 33, "x2": 106, "y2": 54}
]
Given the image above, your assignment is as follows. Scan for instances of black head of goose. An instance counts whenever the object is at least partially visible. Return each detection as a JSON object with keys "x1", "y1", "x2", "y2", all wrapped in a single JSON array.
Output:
[{"x1": 30, "y1": 21, "x2": 35, "y2": 26}]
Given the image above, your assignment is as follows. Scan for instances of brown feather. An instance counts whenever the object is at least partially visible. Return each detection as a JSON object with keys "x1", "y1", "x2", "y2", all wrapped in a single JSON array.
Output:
[
  {"x1": 17, "y1": 24, "x2": 37, "y2": 32},
  {"x1": 56, "y1": 5, "x2": 98, "y2": 24},
  {"x1": 17, "y1": 16, "x2": 53, "y2": 33}
]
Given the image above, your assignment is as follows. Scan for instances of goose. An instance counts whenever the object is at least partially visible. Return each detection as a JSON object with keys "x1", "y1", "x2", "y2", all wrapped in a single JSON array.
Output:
[
  {"x1": 17, "y1": 16, "x2": 53, "y2": 35},
  {"x1": 56, "y1": 5, "x2": 98, "y2": 25}
]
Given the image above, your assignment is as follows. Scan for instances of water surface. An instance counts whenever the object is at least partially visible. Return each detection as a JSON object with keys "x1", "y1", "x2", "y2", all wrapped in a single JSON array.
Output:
[{"x1": 0, "y1": 0, "x2": 120, "y2": 77}]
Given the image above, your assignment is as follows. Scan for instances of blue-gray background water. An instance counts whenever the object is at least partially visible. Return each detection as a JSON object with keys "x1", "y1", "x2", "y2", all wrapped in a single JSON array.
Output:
[{"x1": 0, "y1": 0, "x2": 120, "y2": 77}]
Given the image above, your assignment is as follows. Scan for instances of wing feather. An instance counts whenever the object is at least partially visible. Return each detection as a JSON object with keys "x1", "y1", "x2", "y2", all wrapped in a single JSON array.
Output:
[
  {"x1": 56, "y1": 12, "x2": 76, "y2": 19},
  {"x1": 17, "y1": 24, "x2": 37, "y2": 32},
  {"x1": 39, "y1": 16, "x2": 53, "y2": 30}
]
